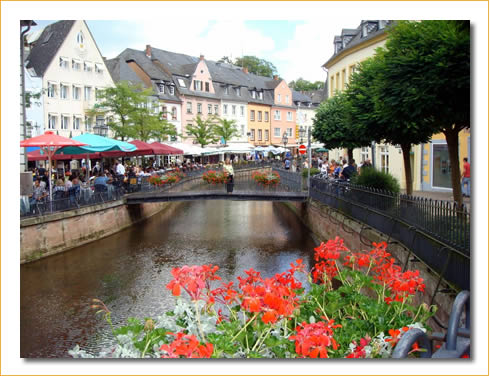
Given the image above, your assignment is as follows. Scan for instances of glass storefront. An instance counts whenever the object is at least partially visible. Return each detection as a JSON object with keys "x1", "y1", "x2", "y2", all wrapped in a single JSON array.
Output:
[{"x1": 432, "y1": 144, "x2": 452, "y2": 189}]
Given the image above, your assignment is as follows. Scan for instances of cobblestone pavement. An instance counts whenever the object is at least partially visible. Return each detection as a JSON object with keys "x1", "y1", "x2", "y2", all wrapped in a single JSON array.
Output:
[{"x1": 409, "y1": 190, "x2": 471, "y2": 212}]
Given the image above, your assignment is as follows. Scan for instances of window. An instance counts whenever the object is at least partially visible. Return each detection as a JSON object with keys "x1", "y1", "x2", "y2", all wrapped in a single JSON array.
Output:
[
  {"x1": 235, "y1": 87, "x2": 240, "y2": 96},
  {"x1": 250, "y1": 110, "x2": 255, "y2": 121},
  {"x1": 186, "y1": 102, "x2": 192, "y2": 114},
  {"x1": 72, "y1": 59, "x2": 81, "y2": 71},
  {"x1": 361, "y1": 147, "x2": 369, "y2": 163},
  {"x1": 285, "y1": 95, "x2": 289, "y2": 103},
  {"x1": 169, "y1": 86, "x2": 175, "y2": 95},
  {"x1": 250, "y1": 129, "x2": 255, "y2": 140},
  {"x1": 265, "y1": 112, "x2": 269, "y2": 122},
  {"x1": 258, "y1": 129, "x2": 262, "y2": 140},
  {"x1": 96, "y1": 116, "x2": 107, "y2": 136},
  {"x1": 85, "y1": 116, "x2": 92, "y2": 132},
  {"x1": 232, "y1": 105, "x2": 236, "y2": 116},
  {"x1": 194, "y1": 80, "x2": 202, "y2": 91},
  {"x1": 60, "y1": 84, "x2": 69, "y2": 99},
  {"x1": 274, "y1": 110, "x2": 281, "y2": 120},
  {"x1": 287, "y1": 111, "x2": 293, "y2": 121},
  {"x1": 241, "y1": 124, "x2": 245, "y2": 136},
  {"x1": 73, "y1": 117, "x2": 80, "y2": 130},
  {"x1": 205, "y1": 82, "x2": 210, "y2": 92},
  {"x1": 336, "y1": 72, "x2": 340, "y2": 90},
  {"x1": 95, "y1": 88, "x2": 102, "y2": 101},
  {"x1": 158, "y1": 84, "x2": 165, "y2": 94},
  {"x1": 258, "y1": 91, "x2": 263, "y2": 100},
  {"x1": 214, "y1": 105, "x2": 219, "y2": 115},
  {"x1": 84, "y1": 86, "x2": 91, "y2": 101},
  {"x1": 265, "y1": 130, "x2": 269, "y2": 141},
  {"x1": 330, "y1": 76, "x2": 335, "y2": 97},
  {"x1": 224, "y1": 86, "x2": 229, "y2": 95},
  {"x1": 95, "y1": 63, "x2": 103, "y2": 74},
  {"x1": 240, "y1": 106, "x2": 244, "y2": 116},
  {"x1": 47, "y1": 82, "x2": 57, "y2": 98},
  {"x1": 84, "y1": 61, "x2": 93, "y2": 72},
  {"x1": 61, "y1": 115, "x2": 69, "y2": 130},
  {"x1": 178, "y1": 78, "x2": 186, "y2": 87},
  {"x1": 59, "y1": 57, "x2": 69, "y2": 69},
  {"x1": 342, "y1": 69, "x2": 347, "y2": 89},
  {"x1": 172, "y1": 107, "x2": 177, "y2": 120},
  {"x1": 380, "y1": 145, "x2": 389, "y2": 173},
  {"x1": 186, "y1": 124, "x2": 193, "y2": 136},
  {"x1": 251, "y1": 90, "x2": 256, "y2": 99},
  {"x1": 432, "y1": 143, "x2": 452, "y2": 188},
  {"x1": 287, "y1": 128, "x2": 293, "y2": 137},
  {"x1": 277, "y1": 94, "x2": 281, "y2": 103},
  {"x1": 76, "y1": 31, "x2": 84, "y2": 45},
  {"x1": 258, "y1": 111, "x2": 262, "y2": 121},
  {"x1": 48, "y1": 114, "x2": 57, "y2": 129},
  {"x1": 274, "y1": 128, "x2": 281, "y2": 137},
  {"x1": 162, "y1": 106, "x2": 168, "y2": 119},
  {"x1": 208, "y1": 104, "x2": 212, "y2": 114},
  {"x1": 197, "y1": 103, "x2": 202, "y2": 114},
  {"x1": 223, "y1": 104, "x2": 228, "y2": 115},
  {"x1": 152, "y1": 102, "x2": 159, "y2": 114},
  {"x1": 72, "y1": 86, "x2": 81, "y2": 100}
]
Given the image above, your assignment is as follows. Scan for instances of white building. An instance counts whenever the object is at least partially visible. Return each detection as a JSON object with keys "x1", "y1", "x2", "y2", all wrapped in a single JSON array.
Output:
[{"x1": 25, "y1": 20, "x2": 114, "y2": 138}]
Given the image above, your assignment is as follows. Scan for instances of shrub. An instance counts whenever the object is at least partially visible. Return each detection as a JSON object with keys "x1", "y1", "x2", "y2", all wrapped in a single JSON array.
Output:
[
  {"x1": 351, "y1": 167, "x2": 400, "y2": 193},
  {"x1": 302, "y1": 168, "x2": 320, "y2": 178}
]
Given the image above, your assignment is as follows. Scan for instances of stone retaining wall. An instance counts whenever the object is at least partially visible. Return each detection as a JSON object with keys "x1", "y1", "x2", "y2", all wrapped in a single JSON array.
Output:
[
  {"x1": 285, "y1": 199, "x2": 456, "y2": 333},
  {"x1": 20, "y1": 201, "x2": 175, "y2": 264}
]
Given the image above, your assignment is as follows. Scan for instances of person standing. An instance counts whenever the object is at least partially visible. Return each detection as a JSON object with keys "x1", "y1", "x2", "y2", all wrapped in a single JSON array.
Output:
[
  {"x1": 461, "y1": 157, "x2": 470, "y2": 197},
  {"x1": 284, "y1": 157, "x2": 291, "y2": 170},
  {"x1": 223, "y1": 158, "x2": 234, "y2": 193}
]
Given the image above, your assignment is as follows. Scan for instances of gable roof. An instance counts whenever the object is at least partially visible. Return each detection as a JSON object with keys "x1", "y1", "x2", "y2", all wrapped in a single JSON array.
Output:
[{"x1": 25, "y1": 20, "x2": 75, "y2": 77}]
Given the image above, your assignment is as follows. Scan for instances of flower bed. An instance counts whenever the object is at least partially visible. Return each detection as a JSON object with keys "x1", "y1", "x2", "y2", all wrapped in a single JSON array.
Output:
[
  {"x1": 149, "y1": 171, "x2": 183, "y2": 186},
  {"x1": 252, "y1": 170, "x2": 280, "y2": 186},
  {"x1": 202, "y1": 170, "x2": 227, "y2": 185},
  {"x1": 69, "y1": 238, "x2": 435, "y2": 358}
]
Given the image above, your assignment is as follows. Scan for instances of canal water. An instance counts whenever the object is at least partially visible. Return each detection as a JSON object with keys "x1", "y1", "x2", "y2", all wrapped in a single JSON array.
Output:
[{"x1": 20, "y1": 200, "x2": 318, "y2": 358}]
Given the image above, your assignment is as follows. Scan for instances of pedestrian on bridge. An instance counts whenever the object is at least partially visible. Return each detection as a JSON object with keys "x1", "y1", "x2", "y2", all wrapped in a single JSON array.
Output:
[{"x1": 223, "y1": 158, "x2": 234, "y2": 193}]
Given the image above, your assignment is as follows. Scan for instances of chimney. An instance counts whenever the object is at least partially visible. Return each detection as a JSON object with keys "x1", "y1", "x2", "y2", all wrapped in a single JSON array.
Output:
[
  {"x1": 199, "y1": 54, "x2": 204, "y2": 61},
  {"x1": 242, "y1": 66, "x2": 248, "y2": 74},
  {"x1": 273, "y1": 75, "x2": 279, "y2": 81},
  {"x1": 145, "y1": 45, "x2": 152, "y2": 58}
]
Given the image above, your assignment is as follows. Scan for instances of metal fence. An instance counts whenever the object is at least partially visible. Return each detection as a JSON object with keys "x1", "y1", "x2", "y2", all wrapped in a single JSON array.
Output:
[{"x1": 309, "y1": 177, "x2": 470, "y2": 290}]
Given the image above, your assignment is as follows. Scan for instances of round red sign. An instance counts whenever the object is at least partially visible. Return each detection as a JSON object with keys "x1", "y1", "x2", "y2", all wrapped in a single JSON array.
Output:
[{"x1": 299, "y1": 145, "x2": 307, "y2": 155}]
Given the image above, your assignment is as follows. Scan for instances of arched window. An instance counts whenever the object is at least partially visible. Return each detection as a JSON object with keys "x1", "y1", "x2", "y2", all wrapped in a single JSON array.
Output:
[
  {"x1": 77, "y1": 32, "x2": 84, "y2": 45},
  {"x1": 171, "y1": 107, "x2": 177, "y2": 120}
]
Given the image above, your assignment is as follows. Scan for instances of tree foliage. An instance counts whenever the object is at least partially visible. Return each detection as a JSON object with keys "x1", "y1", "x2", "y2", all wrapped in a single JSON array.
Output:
[
  {"x1": 312, "y1": 91, "x2": 371, "y2": 161},
  {"x1": 234, "y1": 56, "x2": 278, "y2": 77},
  {"x1": 213, "y1": 118, "x2": 240, "y2": 146},
  {"x1": 376, "y1": 20, "x2": 470, "y2": 203},
  {"x1": 91, "y1": 81, "x2": 176, "y2": 142},
  {"x1": 185, "y1": 115, "x2": 219, "y2": 148},
  {"x1": 288, "y1": 78, "x2": 324, "y2": 92}
]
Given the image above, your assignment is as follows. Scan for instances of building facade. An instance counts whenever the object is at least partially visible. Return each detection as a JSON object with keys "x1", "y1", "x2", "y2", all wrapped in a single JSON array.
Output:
[{"x1": 25, "y1": 20, "x2": 114, "y2": 138}]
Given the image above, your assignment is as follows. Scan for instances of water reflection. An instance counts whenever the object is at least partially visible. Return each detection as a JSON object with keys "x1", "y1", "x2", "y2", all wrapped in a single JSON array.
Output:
[{"x1": 20, "y1": 200, "x2": 317, "y2": 357}]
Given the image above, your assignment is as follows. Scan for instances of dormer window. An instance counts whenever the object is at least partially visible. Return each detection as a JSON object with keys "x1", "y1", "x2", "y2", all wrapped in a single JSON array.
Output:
[
  {"x1": 158, "y1": 84, "x2": 165, "y2": 94},
  {"x1": 251, "y1": 90, "x2": 256, "y2": 99},
  {"x1": 379, "y1": 20, "x2": 388, "y2": 29},
  {"x1": 224, "y1": 86, "x2": 229, "y2": 95},
  {"x1": 177, "y1": 78, "x2": 186, "y2": 88},
  {"x1": 361, "y1": 23, "x2": 368, "y2": 38},
  {"x1": 205, "y1": 82, "x2": 210, "y2": 92},
  {"x1": 258, "y1": 91, "x2": 263, "y2": 100},
  {"x1": 169, "y1": 86, "x2": 175, "y2": 95},
  {"x1": 235, "y1": 87, "x2": 240, "y2": 96},
  {"x1": 194, "y1": 80, "x2": 202, "y2": 91}
]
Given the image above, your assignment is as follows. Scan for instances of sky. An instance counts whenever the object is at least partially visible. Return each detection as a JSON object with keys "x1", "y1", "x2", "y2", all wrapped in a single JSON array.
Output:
[{"x1": 28, "y1": 19, "x2": 347, "y2": 83}]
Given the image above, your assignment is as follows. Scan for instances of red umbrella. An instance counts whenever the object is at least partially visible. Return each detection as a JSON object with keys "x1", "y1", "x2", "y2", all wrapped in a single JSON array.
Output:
[
  {"x1": 150, "y1": 142, "x2": 184, "y2": 155},
  {"x1": 27, "y1": 149, "x2": 101, "y2": 161},
  {"x1": 21, "y1": 131, "x2": 88, "y2": 200},
  {"x1": 127, "y1": 140, "x2": 155, "y2": 156}
]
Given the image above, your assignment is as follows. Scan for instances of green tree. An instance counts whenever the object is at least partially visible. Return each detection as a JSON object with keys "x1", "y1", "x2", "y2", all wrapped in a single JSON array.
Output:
[
  {"x1": 90, "y1": 81, "x2": 151, "y2": 141},
  {"x1": 129, "y1": 104, "x2": 176, "y2": 142},
  {"x1": 213, "y1": 118, "x2": 240, "y2": 146},
  {"x1": 234, "y1": 56, "x2": 277, "y2": 77},
  {"x1": 377, "y1": 20, "x2": 470, "y2": 205},
  {"x1": 312, "y1": 91, "x2": 371, "y2": 162},
  {"x1": 217, "y1": 56, "x2": 233, "y2": 64},
  {"x1": 25, "y1": 89, "x2": 42, "y2": 108},
  {"x1": 185, "y1": 115, "x2": 219, "y2": 148},
  {"x1": 346, "y1": 55, "x2": 434, "y2": 195},
  {"x1": 288, "y1": 78, "x2": 324, "y2": 92}
]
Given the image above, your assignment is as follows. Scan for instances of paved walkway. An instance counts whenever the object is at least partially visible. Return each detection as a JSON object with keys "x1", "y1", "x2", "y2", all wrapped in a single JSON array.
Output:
[{"x1": 407, "y1": 190, "x2": 471, "y2": 211}]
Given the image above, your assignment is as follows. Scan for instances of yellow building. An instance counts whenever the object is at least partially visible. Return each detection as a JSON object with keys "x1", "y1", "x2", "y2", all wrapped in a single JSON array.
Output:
[
  {"x1": 323, "y1": 20, "x2": 470, "y2": 192},
  {"x1": 248, "y1": 102, "x2": 271, "y2": 147}
]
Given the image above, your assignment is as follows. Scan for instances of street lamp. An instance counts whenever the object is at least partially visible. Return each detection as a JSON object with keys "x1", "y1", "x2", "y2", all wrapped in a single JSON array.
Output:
[{"x1": 299, "y1": 126, "x2": 306, "y2": 144}]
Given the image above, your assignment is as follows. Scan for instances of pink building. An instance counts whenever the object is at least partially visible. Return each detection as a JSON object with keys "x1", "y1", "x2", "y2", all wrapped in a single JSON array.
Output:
[{"x1": 270, "y1": 78, "x2": 296, "y2": 147}]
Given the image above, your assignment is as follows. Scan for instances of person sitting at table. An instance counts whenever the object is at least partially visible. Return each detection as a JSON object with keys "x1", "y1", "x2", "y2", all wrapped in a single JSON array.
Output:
[
  {"x1": 94, "y1": 171, "x2": 109, "y2": 187},
  {"x1": 53, "y1": 179, "x2": 66, "y2": 194},
  {"x1": 65, "y1": 175, "x2": 73, "y2": 190},
  {"x1": 29, "y1": 178, "x2": 48, "y2": 207}
]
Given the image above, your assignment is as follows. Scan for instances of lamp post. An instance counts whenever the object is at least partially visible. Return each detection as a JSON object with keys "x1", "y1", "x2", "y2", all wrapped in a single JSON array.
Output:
[
  {"x1": 282, "y1": 132, "x2": 288, "y2": 164},
  {"x1": 307, "y1": 126, "x2": 312, "y2": 195},
  {"x1": 299, "y1": 126, "x2": 306, "y2": 172}
]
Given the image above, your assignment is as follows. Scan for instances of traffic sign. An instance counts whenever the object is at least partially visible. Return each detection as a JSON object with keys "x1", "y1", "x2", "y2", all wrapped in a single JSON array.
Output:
[{"x1": 299, "y1": 145, "x2": 307, "y2": 155}]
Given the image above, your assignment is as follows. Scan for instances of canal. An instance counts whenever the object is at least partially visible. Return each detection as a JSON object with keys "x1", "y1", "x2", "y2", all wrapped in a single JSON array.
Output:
[{"x1": 20, "y1": 200, "x2": 318, "y2": 358}]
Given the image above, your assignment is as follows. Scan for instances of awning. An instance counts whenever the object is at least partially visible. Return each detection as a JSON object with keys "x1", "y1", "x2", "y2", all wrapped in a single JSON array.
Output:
[
  {"x1": 167, "y1": 142, "x2": 205, "y2": 156},
  {"x1": 149, "y1": 142, "x2": 184, "y2": 155}
]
